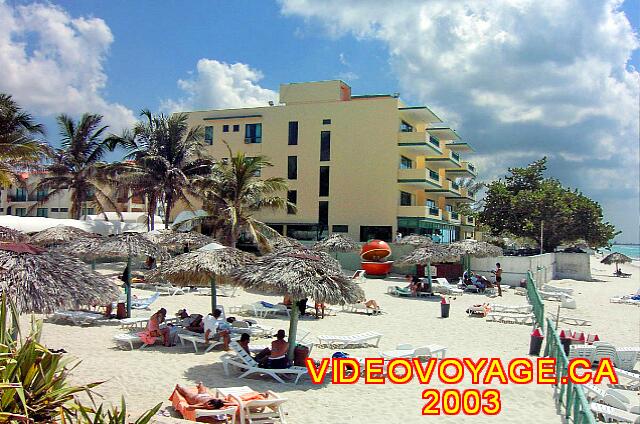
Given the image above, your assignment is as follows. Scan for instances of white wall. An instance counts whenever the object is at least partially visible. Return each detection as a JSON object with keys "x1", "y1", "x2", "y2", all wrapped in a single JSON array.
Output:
[
  {"x1": 471, "y1": 254, "x2": 556, "y2": 286},
  {"x1": 555, "y1": 253, "x2": 592, "y2": 281}
]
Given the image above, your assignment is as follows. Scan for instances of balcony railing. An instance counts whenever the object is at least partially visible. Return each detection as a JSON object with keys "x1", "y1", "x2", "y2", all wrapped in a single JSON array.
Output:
[
  {"x1": 451, "y1": 211, "x2": 459, "y2": 220},
  {"x1": 451, "y1": 181, "x2": 460, "y2": 190},
  {"x1": 451, "y1": 151, "x2": 460, "y2": 162},
  {"x1": 428, "y1": 207, "x2": 440, "y2": 217},
  {"x1": 428, "y1": 135, "x2": 440, "y2": 148},
  {"x1": 468, "y1": 163, "x2": 475, "y2": 172},
  {"x1": 428, "y1": 169, "x2": 439, "y2": 181}
]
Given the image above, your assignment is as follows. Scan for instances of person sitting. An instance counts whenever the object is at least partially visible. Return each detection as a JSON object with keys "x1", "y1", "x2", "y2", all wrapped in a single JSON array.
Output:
[
  {"x1": 404, "y1": 274, "x2": 419, "y2": 296},
  {"x1": 238, "y1": 333, "x2": 251, "y2": 355},
  {"x1": 176, "y1": 309, "x2": 203, "y2": 332},
  {"x1": 203, "y1": 308, "x2": 231, "y2": 350},
  {"x1": 266, "y1": 329, "x2": 289, "y2": 369},
  {"x1": 364, "y1": 299, "x2": 382, "y2": 314},
  {"x1": 282, "y1": 295, "x2": 293, "y2": 308},
  {"x1": 144, "y1": 308, "x2": 172, "y2": 346}
]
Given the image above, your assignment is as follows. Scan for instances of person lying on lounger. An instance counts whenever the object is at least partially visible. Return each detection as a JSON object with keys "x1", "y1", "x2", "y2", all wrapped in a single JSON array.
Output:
[
  {"x1": 364, "y1": 299, "x2": 381, "y2": 314},
  {"x1": 176, "y1": 309, "x2": 204, "y2": 332},
  {"x1": 174, "y1": 383, "x2": 225, "y2": 409}
]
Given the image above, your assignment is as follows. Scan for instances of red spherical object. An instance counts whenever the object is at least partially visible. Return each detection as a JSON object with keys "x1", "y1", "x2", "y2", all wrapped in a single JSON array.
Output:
[
  {"x1": 360, "y1": 239, "x2": 392, "y2": 261},
  {"x1": 361, "y1": 261, "x2": 394, "y2": 276}
]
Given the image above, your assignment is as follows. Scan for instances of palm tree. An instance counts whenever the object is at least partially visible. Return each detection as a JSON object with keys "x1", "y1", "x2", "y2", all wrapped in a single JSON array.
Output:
[
  {"x1": 34, "y1": 114, "x2": 119, "y2": 220},
  {"x1": 196, "y1": 145, "x2": 292, "y2": 248},
  {"x1": 109, "y1": 111, "x2": 213, "y2": 229},
  {"x1": 0, "y1": 93, "x2": 49, "y2": 186}
]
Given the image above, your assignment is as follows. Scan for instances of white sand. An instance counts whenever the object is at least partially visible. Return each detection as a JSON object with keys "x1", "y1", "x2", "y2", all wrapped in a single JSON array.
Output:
[{"x1": 27, "y1": 257, "x2": 639, "y2": 423}]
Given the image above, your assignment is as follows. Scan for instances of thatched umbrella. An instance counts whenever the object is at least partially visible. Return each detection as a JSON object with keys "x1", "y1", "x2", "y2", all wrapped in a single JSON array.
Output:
[
  {"x1": 261, "y1": 236, "x2": 306, "y2": 254},
  {"x1": 57, "y1": 233, "x2": 169, "y2": 317},
  {"x1": 398, "y1": 244, "x2": 462, "y2": 283},
  {"x1": 30, "y1": 226, "x2": 102, "y2": 247},
  {"x1": 601, "y1": 252, "x2": 632, "y2": 273},
  {"x1": 396, "y1": 234, "x2": 434, "y2": 247},
  {"x1": 450, "y1": 239, "x2": 503, "y2": 274},
  {"x1": 143, "y1": 229, "x2": 216, "y2": 254},
  {"x1": 146, "y1": 248, "x2": 253, "y2": 313},
  {"x1": 0, "y1": 243, "x2": 120, "y2": 314},
  {"x1": 312, "y1": 233, "x2": 359, "y2": 257},
  {"x1": 229, "y1": 249, "x2": 364, "y2": 359},
  {"x1": 0, "y1": 226, "x2": 29, "y2": 243}
]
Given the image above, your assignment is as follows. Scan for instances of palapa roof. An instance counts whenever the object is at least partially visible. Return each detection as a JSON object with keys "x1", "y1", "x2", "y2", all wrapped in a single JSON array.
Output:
[
  {"x1": 601, "y1": 252, "x2": 632, "y2": 265},
  {"x1": 262, "y1": 236, "x2": 306, "y2": 253},
  {"x1": 450, "y1": 239, "x2": 503, "y2": 258},
  {"x1": 396, "y1": 234, "x2": 434, "y2": 247},
  {"x1": 30, "y1": 225, "x2": 102, "y2": 247},
  {"x1": 143, "y1": 230, "x2": 216, "y2": 254},
  {"x1": 228, "y1": 249, "x2": 364, "y2": 305},
  {"x1": 0, "y1": 243, "x2": 121, "y2": 314},
  {"x1": 0, "y1": 225, "x2": 29, "y2": 243},
  {"x1": 56, "y1": 232, "x2": 169, "y2": 261},
  {"x1": 146, "y1": 248, "x2": 254, "y2": 287},
  {"x1": 312, "y1": 233, "x2": 360, "y2": 253},
  {"x1": 398, "y1": 244, "x2": 462, "y2": 265}
]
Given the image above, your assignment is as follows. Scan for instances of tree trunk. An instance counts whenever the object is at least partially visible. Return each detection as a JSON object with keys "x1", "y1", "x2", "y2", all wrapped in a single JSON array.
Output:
[
  {"x1": 287, "y1": 300, "x2": 300, "y2": 361},
  {"x1": 164, "y1": 194, "x2": 172, "y2": 230}
]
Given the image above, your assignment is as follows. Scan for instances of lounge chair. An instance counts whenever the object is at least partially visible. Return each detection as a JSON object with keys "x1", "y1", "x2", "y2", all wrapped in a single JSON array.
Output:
[
  {"x1": 486, "y1": 312, "x2": 534, "y2": 325},
  {"x1": 545, "y1": 313, "x2": 591, "y2": 326},
  {"x1": 229, "y1": 303, "x2": 279, "y2": 319},
  {"x1": 119, "y1": 316, "x2": 151, "y2": 330},
  {"x1": 583, "y1": 384, "x2": 640, "y2": 414},
  {"x1": 433, "y1": 278, "x2": 464, "y2": 295},
  {"x1": 316, "y1": 331, "x2": 383, "y2": 349},
  {"x1": 177, "y1": 331, "x2": 241, "y2": 353},
  {"x1": 113, "y1": 333, "x2": 144, "y2": 350},
  {"x1": 131, "y1": 292, "x2": 160, "y2": 309},
  {"x1": 590, "y1": 402, "x2": 640, "y2": 423},
  {"x1": 490, "y1": 304, "x2": 532, "y2": 314},
  {"x1": 614, "y1": 368, "x2": 640, "y2": 390},
  {"x1": 592, "y1": 342, "x2": 621, "y2": 366},
  {"x1": 169, "y1": 386, "x2": 238, "y2": 423},
  {"x1": 351, "y1": 269, "x2": 366, "y2": 283},
  {"x1": 51, "y1": 310, "x2": 104, "y2": 326},
  {"x1": 230, "y1": 320, "x2": 274, "y2": 338},
  {"x1": 387, "y1": 286, "x2": 412, "y2": 297},
  {"x1": 221, "y1": 341, "x2": 308, "y2": 384},
  {"x1": 228, "y1": 390, "x2": 288, "y2": 424},
  {"x1": 541, "y1": 284, "x2": 574, "y2": 295},
  {"x1": 381, "y1": 344, "x2": 446, "y2": 360}
]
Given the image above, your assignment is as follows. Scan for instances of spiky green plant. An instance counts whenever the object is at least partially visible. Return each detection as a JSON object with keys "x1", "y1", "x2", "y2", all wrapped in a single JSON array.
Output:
[{"x1": 0, "y1": 292, "x2": 161, "y2": 423}]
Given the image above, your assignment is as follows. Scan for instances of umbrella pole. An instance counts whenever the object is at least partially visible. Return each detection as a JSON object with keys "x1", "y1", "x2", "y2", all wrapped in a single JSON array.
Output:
[
  {"x1": 126, "y1": 256, "x2": 132, "y2": 318},
  {"x1": 91, "y1": 260, "x2": 96, "y2": 271},
  {"x1": 287, "y1": 300, "x2": 300, "y2": 361},
  {"x1": 427, "y1": 259, "x2": 432, "y2": 285},
  {"x1": 210, "y1": 276, "x2": 217, "y2": 313}
]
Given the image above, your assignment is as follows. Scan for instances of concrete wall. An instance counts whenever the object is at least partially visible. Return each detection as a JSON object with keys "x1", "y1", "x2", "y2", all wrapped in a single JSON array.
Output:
[{"x1": 555, "y1": 253, "x2": 592, "y2": 281}]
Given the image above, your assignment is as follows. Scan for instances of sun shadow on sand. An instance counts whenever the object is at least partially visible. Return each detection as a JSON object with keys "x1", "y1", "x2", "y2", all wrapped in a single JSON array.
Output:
[{"x1": 184, "y1": 362, "x2": 326, "y2": 394}]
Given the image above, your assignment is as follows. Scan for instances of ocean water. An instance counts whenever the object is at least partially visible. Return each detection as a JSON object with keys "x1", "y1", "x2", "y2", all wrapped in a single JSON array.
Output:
[{"x1": 606, "y1": 244, "x2": 640, "y2": 260}]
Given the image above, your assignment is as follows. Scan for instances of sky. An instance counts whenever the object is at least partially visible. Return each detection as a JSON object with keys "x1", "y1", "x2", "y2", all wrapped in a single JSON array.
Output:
[{"x1": 1, "y1": 0, "x2": 638, "y2": 243}]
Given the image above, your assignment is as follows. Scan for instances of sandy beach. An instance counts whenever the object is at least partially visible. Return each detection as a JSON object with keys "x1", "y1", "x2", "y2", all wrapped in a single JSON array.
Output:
[{"x1": 25, "y1": 256, "x2": 639, "y2": 423}]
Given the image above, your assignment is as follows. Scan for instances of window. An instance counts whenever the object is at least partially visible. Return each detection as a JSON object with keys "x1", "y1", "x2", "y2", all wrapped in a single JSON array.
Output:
[
  {"x1": 15, "y1": 188, "x2": 26, "y2": 201},
  {"x1": 233, "y1": 124, "x2": 240, "y2": 132},
  {"x1": 287, "y1": 156, "x2": 297, "y2": 180},
  {"x1": 288, "y1": 121, "x2": 298, "y2": 145},
  {"x1": 36, "y1": 188, "x2": 47, "y2": 201},
  {"x1": 0, "y1": 208, "x2": 4, "y2": 213},
  {"x1": 400, "y1": 120, "x2": 413, "y2": 132},
  {"x1": 359, "y1": 226, "x2": 392, "y2": 242},
  {"x1": 36, "y1": 208, "x2": 48, "y2": 217},
  {"x1": 223, "y1": 124, "x2": 229, "y2": 132},
  {"x1": 15, "y1": 208, "x2": 26, "y2": 217},
  {"x1": 318, "y1": 201, "x2": 329, "y2": 225},
  {"x1": 400, "y1": 156, "x2": 413, "y2": 169},
  {"x1": 245, "y1": 123, "x2": 262, "y2": 143},
  {"x1": 400, "y1": 191, "x2": 413, "y2": 206},
  {"x1": 287, "y1": 190, "x2": 297, "y2": 215},
  {"x1": 204, "y1": 126, "x2": 213, "y2": 145},
  {"x1": 51, "y1": 208, "x2": 59, "y2": 212},
  {"x1": 425, "y1": 199, "x2": 436, "y2": 208},
  {"x1": 82, "y1": 208, "x2": 95, "y2": 216},
  {"x1": 446, "y1": 204, "x2": 453, "y2": 212},
  {"x1": 322, "y1": 119, "x2": 331, "y2": 125},
  {"x1": 59, "y1": 207, "x2": 69, "y2": 212},
  {"x1": 332, "y1": 225, "x2": 348, "y2": 233},
  {"x1": 320, "y1": 131, "x2": 330, "y2": 161},
  {"x1": 319, "y1": 166, "x2": 330, "y2": 196}
]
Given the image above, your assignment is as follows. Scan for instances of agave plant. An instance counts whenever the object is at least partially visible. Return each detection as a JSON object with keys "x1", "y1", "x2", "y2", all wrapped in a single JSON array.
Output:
[{"x1": 0, "y1": 292, "x2": 161, "y2": 423}]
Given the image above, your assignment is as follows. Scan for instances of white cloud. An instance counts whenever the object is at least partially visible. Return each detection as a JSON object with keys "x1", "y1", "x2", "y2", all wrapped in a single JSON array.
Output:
[
  {"x1": 336, "y1": 71, "x2": 359, "y2": 81},
  {"x1": 162, "y1": 59, "x2": 278, "y2": 112},
  {"x1": 0, "y1": 1, "x2": 135, "y2": 131},
  {"x1": 280, "y1": 0, "x2": 640, "y2": 242}
]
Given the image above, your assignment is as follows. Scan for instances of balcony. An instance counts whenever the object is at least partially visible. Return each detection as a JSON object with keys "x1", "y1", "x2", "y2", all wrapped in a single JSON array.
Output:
[
  {"x1": 397, "y1": 168, "x2": 442, "y2": 188},
  {"x1": 423, "y1": 150, "x2": 462, "y2": 169},
  {"x1": 397, "y1": 131, "x2": 442, "y2": 156},
  {"x1": 460, "y1": 187, "x2": 476, "y2": 202},
  {"x1": 426, "y1": 123, "x2": 461, "y2": 141},
  {"x1": 445, "y1": 140, "x2": 474, "y2": 153},
  {"x1": 445, "y1": 160, "x2": 477, "y2": 178},
  {"x1": 462, "y1": 215, "x2": 476, "y2": 226},
  {"x1": 397, "y1": 205, "x2": 442, "y2": 221},
  {"x1": 7, "y1": 194, "x2": 37, "y2": 203},
  {"x1": 444, "y1": 210, "x2": 461, "y2": 224}
]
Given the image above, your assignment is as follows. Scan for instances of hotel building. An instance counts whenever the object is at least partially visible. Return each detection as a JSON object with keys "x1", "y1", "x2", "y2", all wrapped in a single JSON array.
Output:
[{"x1": 183, "y1": 80, "x2": 477, "y2": 243}]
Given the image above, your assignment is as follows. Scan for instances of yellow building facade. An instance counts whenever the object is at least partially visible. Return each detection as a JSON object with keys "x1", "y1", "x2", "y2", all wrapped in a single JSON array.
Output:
[{"x1": 181, "y1": 80, "x2": 476, "y2": 242}]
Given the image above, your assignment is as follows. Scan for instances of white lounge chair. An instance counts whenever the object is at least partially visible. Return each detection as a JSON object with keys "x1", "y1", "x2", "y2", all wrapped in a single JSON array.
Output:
[
  {"x1": 381, "y1": 344, "x2": 446, "y2": 360},
  {"x1": 433, "y1": 278, "x2": 464, "y2": 295},
  {"x1": 546, "y1": 313, "x2": 591, "y2": 326},
  {"x1": 592, "y1": 342, "x2": 621, "y2": 366},
  {"x1": 351, "y1": 269, "x2": 366, "y2": 283},
  {"x1": 131, "y1": 292, "x2": 160, "y2": 309},
  {"x1": 51, "y1": 310, "x2": 104, "y2": 326},
  {"x1": 228, "y1": 390, "x2": 288, "y2": 424},
  {"x1": 113, "y1": 333, "x2": 144, "y2": 350},
  {"x1": 230, "y1": 303, "x2": 278, "y2": 319},
  {"x1": 486, "y1": 312, "x2": 534, "y2": 325},
  {"x1": 316, "y1": 331, "x2": 383, "y2": 348},
  {"x1": 614, "y1": 368, "x2": 640, "y2": 390},
  {"x1": 583, "y1": 384, "x2": 640, "y2": 414},
  {"x1": 177, "y1": 331, "x2": 240, "y2": 353},
  {"x1": 230, "y1": 320, "x2": 274, "y2": 338},
  {"x1": 490, "y1": 304, "x2": 532, "y2": 314},
  {"x1": 541, "y1": 284, "x2": 574, "y2": 295},
  {"x1": 155, "y1": 283, "x2": 185, "y2": 296},
  {"x1": 119, "y1": 316, "x2": 150, "y2": 330},
  {"x1": 590, "y1": 402, "x2": 640, "y2": 423},
  {"x1": 221, "y1": 341, "x2": 308, "y2": 384}
]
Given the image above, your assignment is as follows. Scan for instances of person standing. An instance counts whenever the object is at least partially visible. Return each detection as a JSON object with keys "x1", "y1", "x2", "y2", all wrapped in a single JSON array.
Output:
[{"x1": 492, "y1": 262, "x2": 503, "y2": 297}]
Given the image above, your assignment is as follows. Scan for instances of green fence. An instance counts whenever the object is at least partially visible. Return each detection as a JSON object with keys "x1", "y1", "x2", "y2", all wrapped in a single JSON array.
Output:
[
  {"x1": 526, "y1": 271, "x2": 545, "y2": 330},
  {"x1": 543, "y1": 318, "x2": 596, "y2": 424}
]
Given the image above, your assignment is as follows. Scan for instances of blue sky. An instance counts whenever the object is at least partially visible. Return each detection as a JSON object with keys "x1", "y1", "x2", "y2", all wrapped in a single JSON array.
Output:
[{"x1": 1, "y1": 0, "x2": 638, "y2": 243}]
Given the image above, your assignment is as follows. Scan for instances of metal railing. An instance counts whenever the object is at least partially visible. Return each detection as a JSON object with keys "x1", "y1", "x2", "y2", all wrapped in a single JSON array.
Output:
[
  {"x1": 526, "y1": 271, "x2": 545, "y2": 330},
  {"x1": 428, "y1": 207, "x2": 439, "y2": 216},
  {"x1": 543, "y1": 318, "x2": 596, "y2": 424},
  {"x1": 468, "y1": 163, "x2": 476, "y2": 172},
  {"x1": 428, "y1": 169, "x2": 439, "y2": 181},
  {"x1": 451, "y1": 151, "x2": 460, "y2": 162},
  {"x1": 428, "y1": 135, "x2": 440, "y2": 147},
  {"x1": 451, "y1": 211, "x2": 459, "y2": 220}
]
